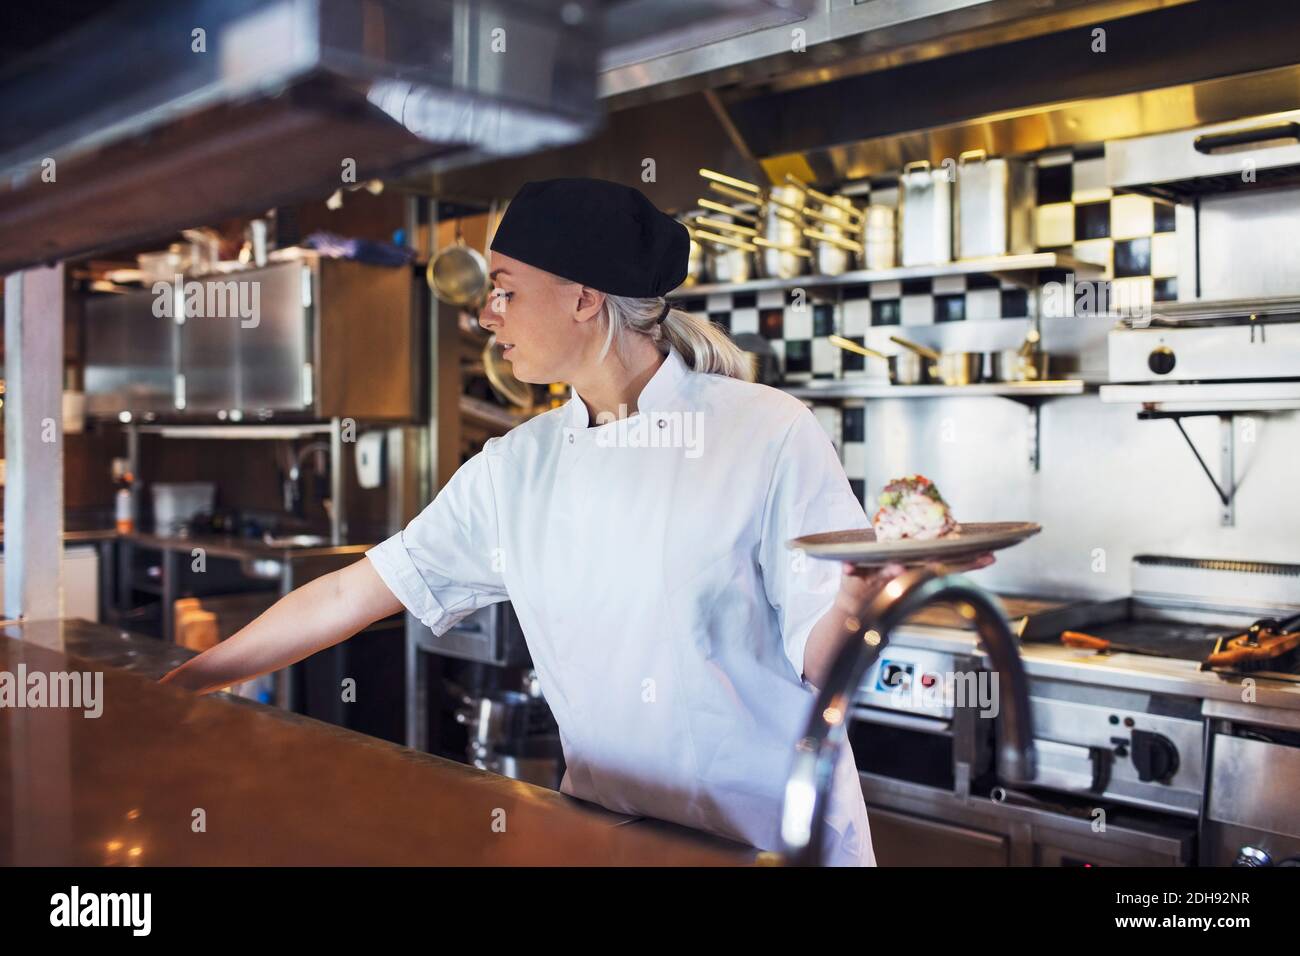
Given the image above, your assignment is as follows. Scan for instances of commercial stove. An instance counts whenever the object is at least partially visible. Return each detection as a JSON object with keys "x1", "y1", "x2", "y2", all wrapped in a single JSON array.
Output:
[{"x1": 849, "y1": 555, "x2": 1300, "y2": 866}]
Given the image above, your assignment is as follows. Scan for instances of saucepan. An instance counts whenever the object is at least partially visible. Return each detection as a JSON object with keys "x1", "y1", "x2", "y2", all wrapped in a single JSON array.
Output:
[
  {"x1": 890, "y1": 334, "x2": 984, "y2": 386},
  {"x1": 699, "y1": 169, "x2": 812, "y2": 279},
  {"x1": 989, "y1": 328, "x2": 1050, "y2": 382},
  {"x1": 687, "y1": 216, "x2": 758, "y2": 284},
  {"x1": 784, "y1": 174, "x2": 865, "y2": 277},
  {"x1": 828, "y1": 334, "x2": 930, "y2": 385}
]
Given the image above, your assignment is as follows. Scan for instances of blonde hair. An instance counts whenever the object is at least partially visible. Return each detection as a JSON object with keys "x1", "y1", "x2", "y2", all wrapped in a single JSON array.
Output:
[{"x1": 599, "y1": 294, "x2": 753, "y2": 381}]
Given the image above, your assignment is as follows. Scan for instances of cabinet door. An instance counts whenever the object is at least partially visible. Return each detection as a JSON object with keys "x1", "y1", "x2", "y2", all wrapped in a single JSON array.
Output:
[
  {"x1": 234, "y1": 262, "x2": 310, "y2": 412},
  {"x1": 866, "y1": 805, "x2": 1009, "y2": 866},
  {"x1": 84, "y1": 288, "x2": 178, "y2": 414},
  {"x1": 175, "y1": 263, "x2": 310, "y2": 414},
  {"x1": 178, "y1": 279, "x2": 239, "y2": 411}
]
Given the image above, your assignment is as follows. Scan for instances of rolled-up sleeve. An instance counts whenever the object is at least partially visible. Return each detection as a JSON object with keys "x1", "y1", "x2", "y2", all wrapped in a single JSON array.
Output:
[
  {"x1": 758, "y1": 407, "x2": 870, "y2": 682},
  {"x1": 366, "y1": 442, "x2": 508, "y2": 635}
]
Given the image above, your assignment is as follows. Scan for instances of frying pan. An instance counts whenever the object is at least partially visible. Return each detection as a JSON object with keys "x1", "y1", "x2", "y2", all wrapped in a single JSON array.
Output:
[
  {"x1": 427, "y1": 201, "x2": 498, "y2": 309},
  {"x1": 828, "y1": 334, "x2": 929, "y2": 384},
  {"x1": 482, "y1": 334, "x2": 535, "y2": 414}
]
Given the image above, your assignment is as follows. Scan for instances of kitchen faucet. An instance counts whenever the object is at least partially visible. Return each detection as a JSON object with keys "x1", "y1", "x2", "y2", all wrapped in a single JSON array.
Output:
[
  {"x1": 282, "y1": 440, "x2": 330, "y2": 516},
  {"x1": 778, "y1": 566, "x2": 1038, "y2": 865}
]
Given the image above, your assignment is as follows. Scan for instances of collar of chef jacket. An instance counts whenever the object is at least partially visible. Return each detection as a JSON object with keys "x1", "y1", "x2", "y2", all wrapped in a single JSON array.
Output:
[{"x1": 564, "y1": 344, "x2": 687, "y2": 430}]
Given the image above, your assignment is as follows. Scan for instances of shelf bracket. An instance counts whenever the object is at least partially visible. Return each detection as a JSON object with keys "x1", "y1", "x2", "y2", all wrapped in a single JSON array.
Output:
[
  {"x1": 1137, "y1": 410, "x2": 1236, "y2": 526},
  {"x1": 1026, "y1": 402, "x2": 1041, "y2": 472},
  {"x1": 1005, "y1": 396, "x2": 1045, "y2": 472}
]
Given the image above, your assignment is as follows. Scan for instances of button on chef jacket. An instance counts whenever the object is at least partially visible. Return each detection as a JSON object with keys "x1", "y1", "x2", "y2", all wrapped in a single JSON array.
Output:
[{"x1": 367, "y1": 344, "x2": 875, "y2": 865}]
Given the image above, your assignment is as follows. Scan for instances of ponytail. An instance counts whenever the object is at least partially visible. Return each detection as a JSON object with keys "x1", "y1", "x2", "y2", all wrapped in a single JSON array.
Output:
[{"x1": 600, "y1": 294, "x2": 753, "y2": 381}]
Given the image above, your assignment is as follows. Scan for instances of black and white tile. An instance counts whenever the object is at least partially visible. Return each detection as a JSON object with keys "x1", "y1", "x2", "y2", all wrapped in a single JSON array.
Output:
[{"x1": 681, "y1": 145, "x2": 1181, "y2": 503}]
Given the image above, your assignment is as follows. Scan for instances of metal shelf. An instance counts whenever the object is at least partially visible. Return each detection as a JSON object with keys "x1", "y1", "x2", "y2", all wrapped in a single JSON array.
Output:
[
  {"x1": 670, "y1": 252, "x2": 1104, "y2": 299},
  {"x1": 1099, "y1": 381, "x2": 1300, "y2": 412},
  {"x1": 784, "y1": 379, "x2": 1089, "y2": 401},
  {"x1": 784, "y1": 378, "x2": 1090, "y2": 473}
]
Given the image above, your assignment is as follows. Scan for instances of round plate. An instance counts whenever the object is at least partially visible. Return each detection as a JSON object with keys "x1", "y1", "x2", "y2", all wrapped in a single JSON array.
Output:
[{"x1": 788, "y1": 522, "x2": 1042, "y2": 567}]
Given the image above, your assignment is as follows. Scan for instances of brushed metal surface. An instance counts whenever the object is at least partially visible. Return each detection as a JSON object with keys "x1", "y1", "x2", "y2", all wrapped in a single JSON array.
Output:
[
  {"x1": 1196, "y1": 187, "x2": 1300, "y2": 300},
  {"x1": 954, "y1": 153, "x2": 1035, "y2": 260},
  {"x1": 236, "y1": 263, "x2": 309, "y2": 412},
  {"x1": 83, "y1": 287, "x2": 178, "y2": 415},
  {"x1": 860, "y1": 383, "x2": 1300, "y2": 598},
  {"x1": 1207, "y1": 733, "x2": 1300, "y2": 838},
  {"x1": 0, "y1": 620, "x2": 755, "y2": 866},
  {"x1": 1107, "y1": 318, "x2": 1300, "y2": 383},
  {"x1": 1024, "y1": 694, "x2": 1203, "y2": 815},
  {"x1": 1106, "y1": 109, "x2": 1300, "y2": 190}
]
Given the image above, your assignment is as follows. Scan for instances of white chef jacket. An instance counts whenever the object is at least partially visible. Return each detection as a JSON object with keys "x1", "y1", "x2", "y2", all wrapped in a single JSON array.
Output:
[{"x1": 367, "y1": 344, "x2": 875, "y2": 865}]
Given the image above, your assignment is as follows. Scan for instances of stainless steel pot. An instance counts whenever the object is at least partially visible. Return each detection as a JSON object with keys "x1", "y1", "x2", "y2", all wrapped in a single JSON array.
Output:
[
  {"x1": 890, "y1": 334, "x2": 982, "y2": 386},
  {"x1": 989, "y1": 329, "x2": 1050, "y2": 382},
  {"x1": 783, "y1": 175, "x2": 864, "y2": 277},
  {"x1": 862, "y1": 204, "x2": 897, "y2": 270},
  {"x1": 829, "y1": 334, "x2": 930, "y2": 384},
  {"x1": 899, "y1": 160, "x2": 953, "y2": 267},
  {"x1": 686, "y1": 210, "x2": 759, "y2": 284},
  {"x1": 761, "y1": 183, "x2": 809, "y2": 279},
  {"x1": 699, "y1": 170, "x2": 810, "y2": 279},
  {"x1": 955, "y1": 149, "x2": 1034, "y2": 260}
]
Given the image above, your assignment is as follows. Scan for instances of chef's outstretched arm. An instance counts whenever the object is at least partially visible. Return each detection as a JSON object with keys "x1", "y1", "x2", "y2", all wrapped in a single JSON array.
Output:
[{"x1": 158, "y1": 557, "x2": 403, "y2": 695}]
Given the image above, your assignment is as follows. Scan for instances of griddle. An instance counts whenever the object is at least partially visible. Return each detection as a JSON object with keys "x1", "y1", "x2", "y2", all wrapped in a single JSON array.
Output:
[{"x1": 1060, "y1": 620, "x2": 1226, "y2": 662}]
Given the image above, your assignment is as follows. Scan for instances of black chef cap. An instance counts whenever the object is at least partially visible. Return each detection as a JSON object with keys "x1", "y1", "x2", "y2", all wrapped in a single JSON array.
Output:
[{"x1": 490, "y1": 178, "x2": 688, "y2": 299}]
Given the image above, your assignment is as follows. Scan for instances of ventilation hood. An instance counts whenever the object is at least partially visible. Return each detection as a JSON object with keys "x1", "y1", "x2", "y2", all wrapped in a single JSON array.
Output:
[
  {"x1": 707, "y1": 0, "x2": 1300, "y2": 186},
  {"x1": 0, "y1": 0, "x2": 603, "y2": 273},
  {"x1": 427, "y1": 0, "x2": 1300, "y2": 211}
]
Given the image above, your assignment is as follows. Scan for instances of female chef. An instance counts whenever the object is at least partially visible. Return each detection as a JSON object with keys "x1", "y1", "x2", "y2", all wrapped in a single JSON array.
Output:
[{"x1": 161, "y1": 177, "x2": 905, "y2": 866}]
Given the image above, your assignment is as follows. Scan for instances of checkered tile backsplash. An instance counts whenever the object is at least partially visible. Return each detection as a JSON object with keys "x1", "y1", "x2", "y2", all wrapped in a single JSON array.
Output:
[{"x1": 677, "y1": 146, "x2": 1178, "y2": 503}]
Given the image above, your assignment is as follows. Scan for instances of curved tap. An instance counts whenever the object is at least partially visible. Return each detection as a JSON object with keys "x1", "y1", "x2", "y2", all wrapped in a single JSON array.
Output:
[{"x1": 778, "y1": 566, "x2": 1038, "y2": 866}]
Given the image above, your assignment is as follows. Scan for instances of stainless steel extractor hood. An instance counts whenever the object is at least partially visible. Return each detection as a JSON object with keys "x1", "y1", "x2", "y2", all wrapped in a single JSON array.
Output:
[
  {"x1": 0, "y1": 0, "x2": 602, "y2": 272},
  {"x1": 590, "y1": 0, "x2": 1300, "y2": 193},
  {"x1": 430, "y1": 0, "x2": 1300, "y2": 209}
]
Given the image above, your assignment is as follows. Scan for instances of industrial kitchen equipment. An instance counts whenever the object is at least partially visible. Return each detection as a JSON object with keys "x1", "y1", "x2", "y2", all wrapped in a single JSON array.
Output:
[
  {"x1": 779, "y1": 566, "x2": 1037, "y2": 866},
  {"x1": 844, "y1": 555, "x2": 1300, "y2": 866}
]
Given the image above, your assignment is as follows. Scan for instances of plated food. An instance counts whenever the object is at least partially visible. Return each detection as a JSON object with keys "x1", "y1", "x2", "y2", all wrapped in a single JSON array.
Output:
[
  {"x1": 789, "y1": 473, "x2": 1038, "y2": 567},
  {"x1": 871, "y1": 474, "x2": 959, "y2": 542},
  {"x1": 788, "y1": 522, "x2": 1041, "y2": 568}
]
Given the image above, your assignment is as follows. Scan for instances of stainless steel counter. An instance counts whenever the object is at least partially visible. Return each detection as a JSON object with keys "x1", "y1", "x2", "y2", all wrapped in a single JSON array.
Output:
[{"x1": 0, "y1": 618, "x2": 758, "y2": 866}]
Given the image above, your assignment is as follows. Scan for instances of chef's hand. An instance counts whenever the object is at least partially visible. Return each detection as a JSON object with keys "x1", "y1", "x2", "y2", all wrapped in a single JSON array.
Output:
[
  {"x1": 833, "y1": 561, "x2": 907, "y2": 618},
  {"x1": 835, "y1": 553, "x2": 995, "y2": 614},
  {"x1": 803, "y1": 554, "x2": 996, "y2": 688}
]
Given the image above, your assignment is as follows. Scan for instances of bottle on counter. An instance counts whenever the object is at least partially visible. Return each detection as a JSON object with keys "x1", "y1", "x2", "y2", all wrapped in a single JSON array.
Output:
[{"x1": 115, "y1": 471, "x2": 135, "y2": 534}]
